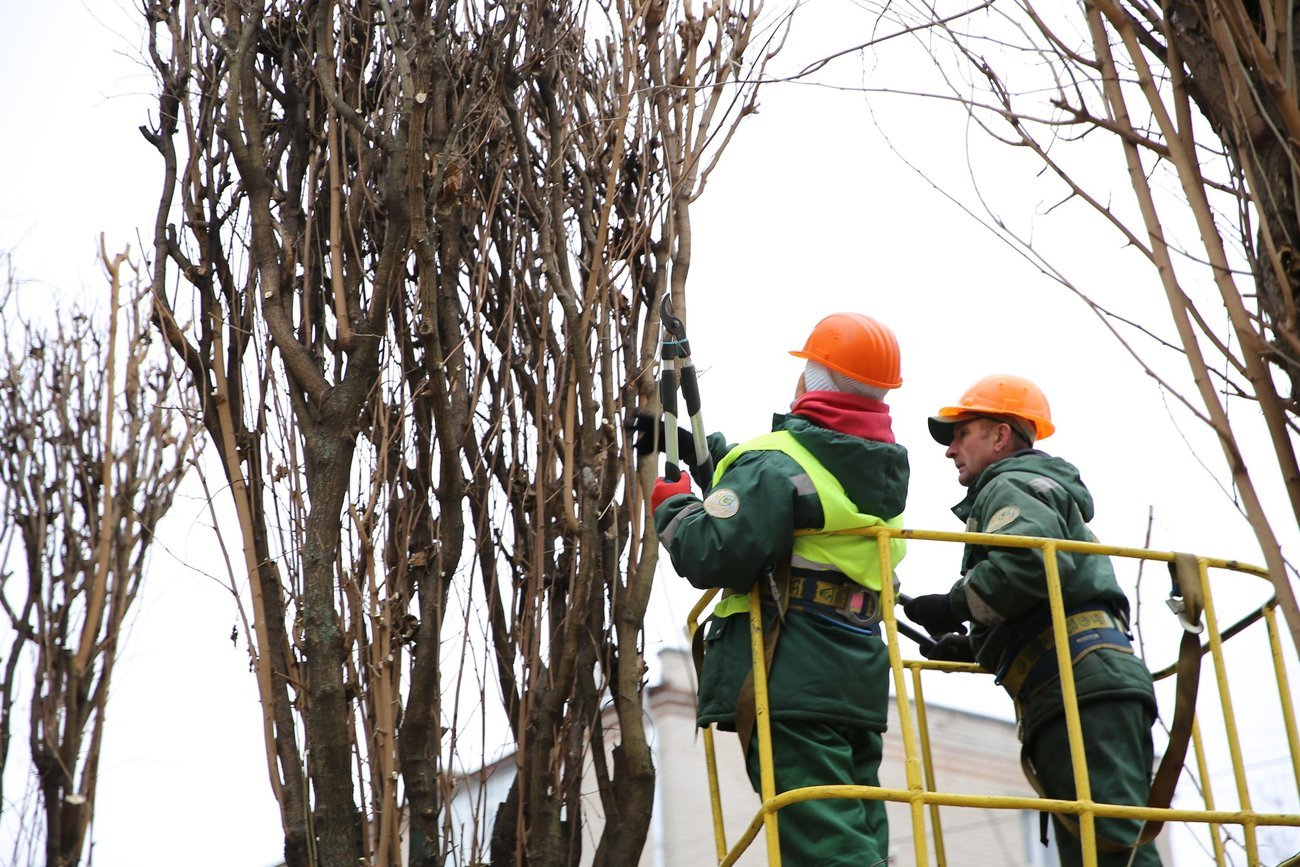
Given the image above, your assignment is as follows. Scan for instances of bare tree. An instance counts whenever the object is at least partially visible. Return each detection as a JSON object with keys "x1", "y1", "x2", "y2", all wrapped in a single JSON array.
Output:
[
  {"x1": 139, "y1": 1, "x2": 777, "y2": 864},
  {"x1": 856, "y1": 0, "x2": 1300, "y2": 653},
  {"x1": 0, "y1": 245, "x2": 200, "y2": 866}
]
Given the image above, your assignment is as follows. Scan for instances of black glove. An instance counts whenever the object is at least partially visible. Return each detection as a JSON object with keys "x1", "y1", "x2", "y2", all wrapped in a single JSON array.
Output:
[
  {"x1": 903, "y1": 593, "x2": 966, "y2": 637},
  {"x1": 627, "y1": 411, "x2": 698, "y2": 463},
  {"x1": 920, "y1": 632, "x2": 975, "y2": 663},
  {"x1": 627, "y1": 411, "x2": 712, "y2": 487}
]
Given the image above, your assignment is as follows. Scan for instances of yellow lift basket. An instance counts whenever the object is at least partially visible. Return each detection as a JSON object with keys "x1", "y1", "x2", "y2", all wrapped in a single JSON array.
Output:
[{"x1": 685, "y1": 526, "x2": 1300, "y2": 867}]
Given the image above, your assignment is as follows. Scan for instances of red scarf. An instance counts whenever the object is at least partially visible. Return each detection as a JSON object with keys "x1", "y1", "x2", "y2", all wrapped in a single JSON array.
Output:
[{"x1": 790, "y1": 390, "x2": 895, "y2": 444}]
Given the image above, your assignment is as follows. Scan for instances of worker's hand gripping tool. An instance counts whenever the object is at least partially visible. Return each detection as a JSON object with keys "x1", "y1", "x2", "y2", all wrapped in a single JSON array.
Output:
[
  {"x1": 659, "y1": 296, "x2": 713, "y2": 486},
  {"x1": 894, "y1": 593, "x2": 941, "y2": 655}
]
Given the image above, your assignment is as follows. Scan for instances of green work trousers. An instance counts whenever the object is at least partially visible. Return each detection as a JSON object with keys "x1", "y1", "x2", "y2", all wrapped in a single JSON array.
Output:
[
  {"x1": 1027, "y1": 697, "x2": 1163, "y2": 867},
  {"x1": 745, "y1": 720, "x2": 888, "y2": 867}
]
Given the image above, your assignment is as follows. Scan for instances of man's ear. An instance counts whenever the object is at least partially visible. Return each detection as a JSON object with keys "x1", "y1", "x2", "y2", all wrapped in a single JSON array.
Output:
[{"x1": 996, "y1": 422, "x2": 1018, "y2": 453}]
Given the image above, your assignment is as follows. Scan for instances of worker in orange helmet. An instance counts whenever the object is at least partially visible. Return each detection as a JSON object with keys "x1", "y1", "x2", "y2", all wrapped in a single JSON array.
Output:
[
  {"x1": 645, "y1": 312, "x2": 909, "y2": 866},
  {"x1": 904, "y1": 375, "x2": 1162, "y2": 866}
]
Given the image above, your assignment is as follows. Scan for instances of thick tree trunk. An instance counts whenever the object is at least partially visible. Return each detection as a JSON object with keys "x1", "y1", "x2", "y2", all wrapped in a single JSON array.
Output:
[{"x1": 300, "y1": 414, "x2": 365, "y2": 865}]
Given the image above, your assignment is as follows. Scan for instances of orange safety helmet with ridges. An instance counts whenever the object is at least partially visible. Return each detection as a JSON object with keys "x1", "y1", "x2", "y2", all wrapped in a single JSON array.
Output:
[
  {"x1": 928, "y1": 374, "x2": 1055, "y2": 445},
  {"x1": 789, "y1": 313, "x2": 903, "y2": 390}
]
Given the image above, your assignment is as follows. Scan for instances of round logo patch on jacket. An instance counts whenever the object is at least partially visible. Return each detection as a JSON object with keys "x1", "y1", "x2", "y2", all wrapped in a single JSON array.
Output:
[
  {"x1": 703, "y1": 488, "x2": 740, "y2": 518},
  {"x1": 984, "y1": 505, "x2": 1020, "y2": 533}
]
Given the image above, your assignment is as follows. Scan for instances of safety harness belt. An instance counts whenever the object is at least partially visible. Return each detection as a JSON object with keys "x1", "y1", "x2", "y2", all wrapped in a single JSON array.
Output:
[{"x1": 1023, "y1": 552, "x2": 1204, "y2": 853}]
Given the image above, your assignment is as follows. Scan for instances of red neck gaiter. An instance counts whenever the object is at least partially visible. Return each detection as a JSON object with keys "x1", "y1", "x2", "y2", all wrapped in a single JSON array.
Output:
[{"x1": 790, "y1": 390, "x2": 895, "y2": 444}]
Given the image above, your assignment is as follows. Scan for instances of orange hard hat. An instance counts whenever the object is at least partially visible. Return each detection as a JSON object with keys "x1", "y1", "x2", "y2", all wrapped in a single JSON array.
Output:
[
  {"x1": 789, "y1": 313, "x2": 902, "y2": 390},
  {"x1": 928, "y1": 374, "x2": 1055, "y2": 444}
]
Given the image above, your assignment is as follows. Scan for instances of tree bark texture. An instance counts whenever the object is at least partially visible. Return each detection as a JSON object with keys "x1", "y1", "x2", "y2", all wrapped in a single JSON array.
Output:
[{"x1": 140, "y1": 1, "x2": 772, "y2": 864}]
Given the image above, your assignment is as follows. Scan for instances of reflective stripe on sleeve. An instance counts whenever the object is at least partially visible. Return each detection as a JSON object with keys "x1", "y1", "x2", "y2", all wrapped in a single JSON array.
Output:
[
  {"x1": 659, "y1": 501, "x2": 704, "y2": 548},
  {"x1": 789, "y1": 473, "x2": 816, "y2": 496},
  {"x1": 963, "y1": 580, "x2": 1005, "y2": 625}
]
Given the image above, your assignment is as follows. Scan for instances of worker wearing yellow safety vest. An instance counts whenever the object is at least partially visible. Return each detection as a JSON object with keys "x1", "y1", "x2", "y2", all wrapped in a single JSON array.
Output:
[
  {"x1": 903, "y1": 375, "x2": 1162, "y2": 867},
  {"x1": 649, "y1": 313, "x2": 909, "y2": 867}
]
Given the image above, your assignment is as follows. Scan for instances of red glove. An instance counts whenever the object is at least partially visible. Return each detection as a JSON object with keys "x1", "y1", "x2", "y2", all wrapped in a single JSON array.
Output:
[{"x1": 650, "y1": 475, "x2": 693, "y2": 512}]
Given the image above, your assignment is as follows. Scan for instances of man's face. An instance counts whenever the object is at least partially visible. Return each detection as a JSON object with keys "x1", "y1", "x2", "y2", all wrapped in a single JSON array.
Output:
[{"x1": 945, "y1": 418, "x2": 1004, "y2": 487}]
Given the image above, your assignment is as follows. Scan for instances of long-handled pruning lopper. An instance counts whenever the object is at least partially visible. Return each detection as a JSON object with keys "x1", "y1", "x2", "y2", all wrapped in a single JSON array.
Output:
[
  {"x1": 660, "y1": 296, "x2": 788, "y2": 609},
  {"x1": 659, "y1": 295, "x2": 713, "y2": 485}
]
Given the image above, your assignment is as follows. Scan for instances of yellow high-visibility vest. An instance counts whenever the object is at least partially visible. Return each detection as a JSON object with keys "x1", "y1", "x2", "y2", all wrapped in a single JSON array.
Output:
[{"x1": 710, "y1": 430, "x2": 905, "y2": 619}]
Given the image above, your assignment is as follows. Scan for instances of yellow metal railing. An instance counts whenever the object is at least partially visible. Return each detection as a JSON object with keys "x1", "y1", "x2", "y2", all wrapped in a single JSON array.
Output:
[{"x1": 685, "y1": 526, "x2": 1300, "y2": 867}]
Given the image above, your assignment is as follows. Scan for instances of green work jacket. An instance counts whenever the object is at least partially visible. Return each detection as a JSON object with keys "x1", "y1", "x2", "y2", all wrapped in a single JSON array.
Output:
[
  {"x1": 946, "y1": 450, "x2": 1156, "y2": 738},
  {"x1": 656, "y1": 413, "x2": 909, "y2": 731}
]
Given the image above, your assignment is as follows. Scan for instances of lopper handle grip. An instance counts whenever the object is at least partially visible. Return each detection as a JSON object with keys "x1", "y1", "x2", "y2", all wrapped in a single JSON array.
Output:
[
  {"x1": 677, "y1": 361, "x2": 712, "y2": 483},
  {"x1": 660, "y1": 343, "x2": 680, "y2": 482}
]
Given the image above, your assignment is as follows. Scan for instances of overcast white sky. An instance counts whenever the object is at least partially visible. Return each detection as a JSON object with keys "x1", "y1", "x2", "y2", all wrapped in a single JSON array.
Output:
[{"x1": 1, "y1": 2, "x2": 1297, "y2": 866}]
